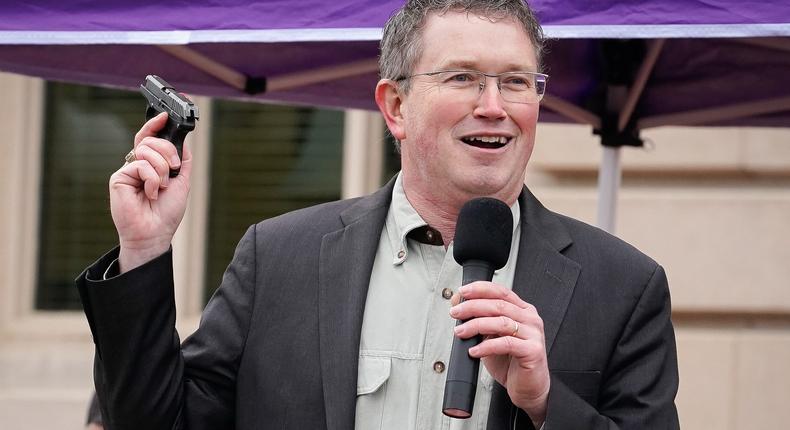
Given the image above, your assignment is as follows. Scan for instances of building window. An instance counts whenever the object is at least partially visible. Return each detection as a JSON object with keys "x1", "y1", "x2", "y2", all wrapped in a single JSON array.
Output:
[
  {"x1": 204, "y1": 101, "x2": 344, "y2": 301},
  {"x1": 36, "y1": 82, "x2": 140, "y2": 310}
]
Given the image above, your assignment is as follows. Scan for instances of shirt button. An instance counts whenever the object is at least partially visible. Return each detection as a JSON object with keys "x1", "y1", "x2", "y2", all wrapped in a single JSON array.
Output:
[
  {"x1": 425, "y1": 230, "x2": 434, "y2": 241},
  {"x1": 397, "y1": 250, "x2": 405, "y2": 259},
  {"x1": 433, "y1": 361, "x2": 446, "y2": 373},
  {"x1": 441, "y1": 288, "x2": 453, "y2": 300}
]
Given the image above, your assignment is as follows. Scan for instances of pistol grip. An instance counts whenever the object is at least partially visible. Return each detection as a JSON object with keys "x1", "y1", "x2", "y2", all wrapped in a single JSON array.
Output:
[
  {"x1": 156, "y1": 117, "x2": 190, "y2": 178},
  {"x1": 145, "y1": 106, "x2": 158, "y2": 121}
]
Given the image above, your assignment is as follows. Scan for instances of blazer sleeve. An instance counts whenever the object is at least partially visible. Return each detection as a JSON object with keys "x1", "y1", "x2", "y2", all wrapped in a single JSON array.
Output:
[
  {"x1": 76, "y1": 225, "x2": 258, "y2": 430},
  {"x1": 528, "y1": 264, "x2": 680, "y2": 429}
]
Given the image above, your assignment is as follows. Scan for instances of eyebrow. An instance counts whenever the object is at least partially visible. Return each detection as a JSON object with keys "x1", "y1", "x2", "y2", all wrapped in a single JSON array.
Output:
[{"x1": 439, "y1": 60, "x2": 536, "y2": 72}]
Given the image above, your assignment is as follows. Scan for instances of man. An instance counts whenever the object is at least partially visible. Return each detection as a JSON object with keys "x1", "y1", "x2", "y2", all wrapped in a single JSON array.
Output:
[{"x1": 77, "y1": 1, "x2": 680, "y2": 429}]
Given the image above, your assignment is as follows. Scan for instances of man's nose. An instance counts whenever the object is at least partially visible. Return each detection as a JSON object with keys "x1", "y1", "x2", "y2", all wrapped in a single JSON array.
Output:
[{"x1": 473, "y1": 79, "x2": 508, "y2": 119}]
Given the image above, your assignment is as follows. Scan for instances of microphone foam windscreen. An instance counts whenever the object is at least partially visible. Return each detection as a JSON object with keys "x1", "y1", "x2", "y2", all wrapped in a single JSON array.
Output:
[{"x1": 453, "y1": 197, "x2": 513, "y2": 269}]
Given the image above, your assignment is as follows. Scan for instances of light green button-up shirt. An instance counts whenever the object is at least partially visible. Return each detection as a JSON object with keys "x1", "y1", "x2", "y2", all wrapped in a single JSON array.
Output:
[{"x1": 355, "y1": 173, "x2": 521, "y2": 430}]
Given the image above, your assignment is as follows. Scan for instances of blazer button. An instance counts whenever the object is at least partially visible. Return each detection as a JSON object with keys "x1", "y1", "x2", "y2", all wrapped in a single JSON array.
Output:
[
  {"x1": 441, "y1": 288, "x2": 453, "y2": 300},
  {"x1": 433, "y1": 361, "x2": 446, "y2": 373}
]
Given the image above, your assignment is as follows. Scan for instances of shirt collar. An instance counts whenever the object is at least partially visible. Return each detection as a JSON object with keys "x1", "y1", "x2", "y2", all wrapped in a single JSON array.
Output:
[
  {"x1": 385, "y1": 172, "x2": 521, "y2": 265},
  {"x1": 386, "y1": 173, "x2": 428, "y2": 265}
]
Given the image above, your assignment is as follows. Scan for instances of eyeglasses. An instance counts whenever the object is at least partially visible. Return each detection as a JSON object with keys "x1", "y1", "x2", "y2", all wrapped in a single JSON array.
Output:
[{"x1": 397, "y1": 69, "x2": 548, "y2": 104}]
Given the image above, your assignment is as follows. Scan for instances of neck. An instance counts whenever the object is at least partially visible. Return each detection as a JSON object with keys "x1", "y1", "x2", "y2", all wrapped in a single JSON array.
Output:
[
  {"x1": 403, "y1": 189, "x2": 460, "y2": 246},
  {"x1": 401, "y1": 176, "x2": 520, "y2": 247}
]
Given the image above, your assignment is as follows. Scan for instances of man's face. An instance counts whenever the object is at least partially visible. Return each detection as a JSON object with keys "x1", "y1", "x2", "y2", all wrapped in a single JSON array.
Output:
[{"x1": 396, "y1": 11, "x2": 540, "y2": 205}]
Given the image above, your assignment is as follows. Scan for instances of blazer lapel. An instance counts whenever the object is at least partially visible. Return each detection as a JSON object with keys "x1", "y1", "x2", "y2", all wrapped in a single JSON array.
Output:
[
  {"x1": 512, "y1": 187, "x2": 580, "y2": 354},
  {"x1": 488, "y1": 187, "x2": 581, "y2": 429},
  {"x1": 318, "y1": 181, "x2": 393, "y2": 430}
]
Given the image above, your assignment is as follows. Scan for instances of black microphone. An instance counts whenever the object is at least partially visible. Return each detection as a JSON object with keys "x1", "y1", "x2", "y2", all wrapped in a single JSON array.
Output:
[{"x1": 442, "y1": 197, "x2": 513, "y2": 418}]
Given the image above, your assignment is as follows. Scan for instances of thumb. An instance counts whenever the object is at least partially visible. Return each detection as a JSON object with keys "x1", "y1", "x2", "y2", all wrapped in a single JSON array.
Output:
[
  {"x1": 172, "y1": 140, "x2": 193, "y2": 184},
  {"x1": 135, "y1": 112, "x2": 169, "y2": 146}
]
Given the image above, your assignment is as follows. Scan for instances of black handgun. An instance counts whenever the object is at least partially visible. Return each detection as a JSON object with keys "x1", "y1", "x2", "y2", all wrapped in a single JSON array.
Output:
[{"x1": 140, "y1": 75, "x2": 199, "y2": 177}]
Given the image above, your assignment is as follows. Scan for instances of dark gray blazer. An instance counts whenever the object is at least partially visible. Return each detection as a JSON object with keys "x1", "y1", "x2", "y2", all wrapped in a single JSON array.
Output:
[{"x1": 77, "y1": 181, "x2": 679, "y2": 429}]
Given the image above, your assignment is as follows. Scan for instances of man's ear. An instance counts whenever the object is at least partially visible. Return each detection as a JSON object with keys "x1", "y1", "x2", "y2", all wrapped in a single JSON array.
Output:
[{"x1": 375, "y1": 79, "x2": 406, "y2": 140}]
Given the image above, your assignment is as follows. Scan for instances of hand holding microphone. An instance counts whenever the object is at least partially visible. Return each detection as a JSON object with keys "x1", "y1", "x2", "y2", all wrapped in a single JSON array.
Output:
[{"x1": 442, "y1": 198, "x2": 549, "y2": 427}]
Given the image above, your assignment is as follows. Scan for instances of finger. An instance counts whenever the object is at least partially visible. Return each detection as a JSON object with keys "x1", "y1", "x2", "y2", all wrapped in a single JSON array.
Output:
[
  {"x1": 134, "y1": 143, "x2": 171, "y2": 187},
  {"x1": 455, "y1": 315, "x2": 544, "y2": 340},
  {"x1": 134, "y1": 112, "x2": 169, "y2": 146},
  {"x1": 117, "y1": 160, "x2": 161, "y2": 200},
  {"x1": 469, "y1": 335, "x2": 545, "y2": 361},
  {"x1": 454, "y1": 315, "x2": 519, "y2": 338},
  {"x1": 458, "y1": 281, "x2": 530, "y2": 308},
  {"x1": 181, "y1": 138, "x2": 192, "y2": 163},
  {"x1": 137, "y1": 136, "x2": 182, "y2": 172},
  {"x1": 139, "y1": 161, "x2": 162, "y2": 200},
  {"x1": 171, "y1": 140, "x2": 192, "y2": 182},
  {"x1": 450, "y1": 297, "x2": 527, "y2": 322},
  {"x1": 450, "y1": 291, "x2": 462, "y2": 307}
]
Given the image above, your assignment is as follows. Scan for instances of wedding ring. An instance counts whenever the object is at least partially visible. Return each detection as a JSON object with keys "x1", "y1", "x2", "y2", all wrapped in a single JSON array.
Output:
[
  {"x1": 511, "y1": 320, "x2": 519, "y2": 337},
  {"x1": 124, "y1": 149, "x2": 136, "y2": 164}
]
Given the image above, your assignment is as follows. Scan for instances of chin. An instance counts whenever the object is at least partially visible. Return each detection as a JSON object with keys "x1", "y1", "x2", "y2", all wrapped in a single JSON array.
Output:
[{"x1": 456, "y1": 173, "x2": 516, "y2": 200}]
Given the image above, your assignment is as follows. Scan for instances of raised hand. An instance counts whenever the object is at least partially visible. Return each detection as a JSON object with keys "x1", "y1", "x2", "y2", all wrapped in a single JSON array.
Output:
[{"x1": 110, "y1": 112, "x2": 192, "y2": 273}]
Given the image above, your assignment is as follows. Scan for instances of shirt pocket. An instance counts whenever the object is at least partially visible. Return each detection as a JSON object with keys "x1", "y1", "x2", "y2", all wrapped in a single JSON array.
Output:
[{"x1": 355, "y1": 355, "x2": 392, "y2": 429}]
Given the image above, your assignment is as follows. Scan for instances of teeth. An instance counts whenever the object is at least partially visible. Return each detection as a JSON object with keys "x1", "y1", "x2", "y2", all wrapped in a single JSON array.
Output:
[{"x1": 465, "y1": 136, "x2": 509, "y2": 144}]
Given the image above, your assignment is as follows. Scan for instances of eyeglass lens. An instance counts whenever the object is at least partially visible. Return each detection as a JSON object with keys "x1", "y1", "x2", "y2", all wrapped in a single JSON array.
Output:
[{"x1": 433, "y1": 71, "x2": 545, "y2": 103}]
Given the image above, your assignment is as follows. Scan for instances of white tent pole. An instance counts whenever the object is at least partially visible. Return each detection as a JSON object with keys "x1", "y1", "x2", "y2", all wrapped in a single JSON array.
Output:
[{"x1": 597, "y1": 146, "x2": 621, "y2": 233}]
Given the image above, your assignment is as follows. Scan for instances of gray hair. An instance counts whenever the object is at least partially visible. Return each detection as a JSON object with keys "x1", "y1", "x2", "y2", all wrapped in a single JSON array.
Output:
[{"x1": 379, "y1": 0, "x2": 545, "y2": 93}]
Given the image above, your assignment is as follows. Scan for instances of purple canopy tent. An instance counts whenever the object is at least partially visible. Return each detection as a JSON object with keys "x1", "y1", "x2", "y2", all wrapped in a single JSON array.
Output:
[{"x1": 1, "y1": 0, "x2": 789, "y2": 232}]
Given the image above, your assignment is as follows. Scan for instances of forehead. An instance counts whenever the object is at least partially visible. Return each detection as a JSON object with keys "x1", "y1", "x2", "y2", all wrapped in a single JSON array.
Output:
[{"x1": 415, "y1": 11, "x2": 538, "y2": 72}]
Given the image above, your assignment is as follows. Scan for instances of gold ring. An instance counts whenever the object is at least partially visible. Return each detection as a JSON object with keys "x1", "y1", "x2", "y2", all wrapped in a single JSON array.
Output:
[
  {"x1": 124, "y1": 149, "x2": 136, "y2": 164},
  {"x1": 511, "y1": 320, "x2": 519, "y2": 337}
]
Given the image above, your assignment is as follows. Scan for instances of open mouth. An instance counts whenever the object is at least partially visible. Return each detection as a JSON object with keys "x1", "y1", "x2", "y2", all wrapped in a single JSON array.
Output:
[{"x1": 460, "y1": 136, "x2": 511, "y2": 149}]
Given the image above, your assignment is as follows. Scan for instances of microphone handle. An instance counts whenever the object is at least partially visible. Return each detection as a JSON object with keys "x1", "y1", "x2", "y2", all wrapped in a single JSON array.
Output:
[{"x1": 442, "y1": 259, "x2": 495, "y2": 418}]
